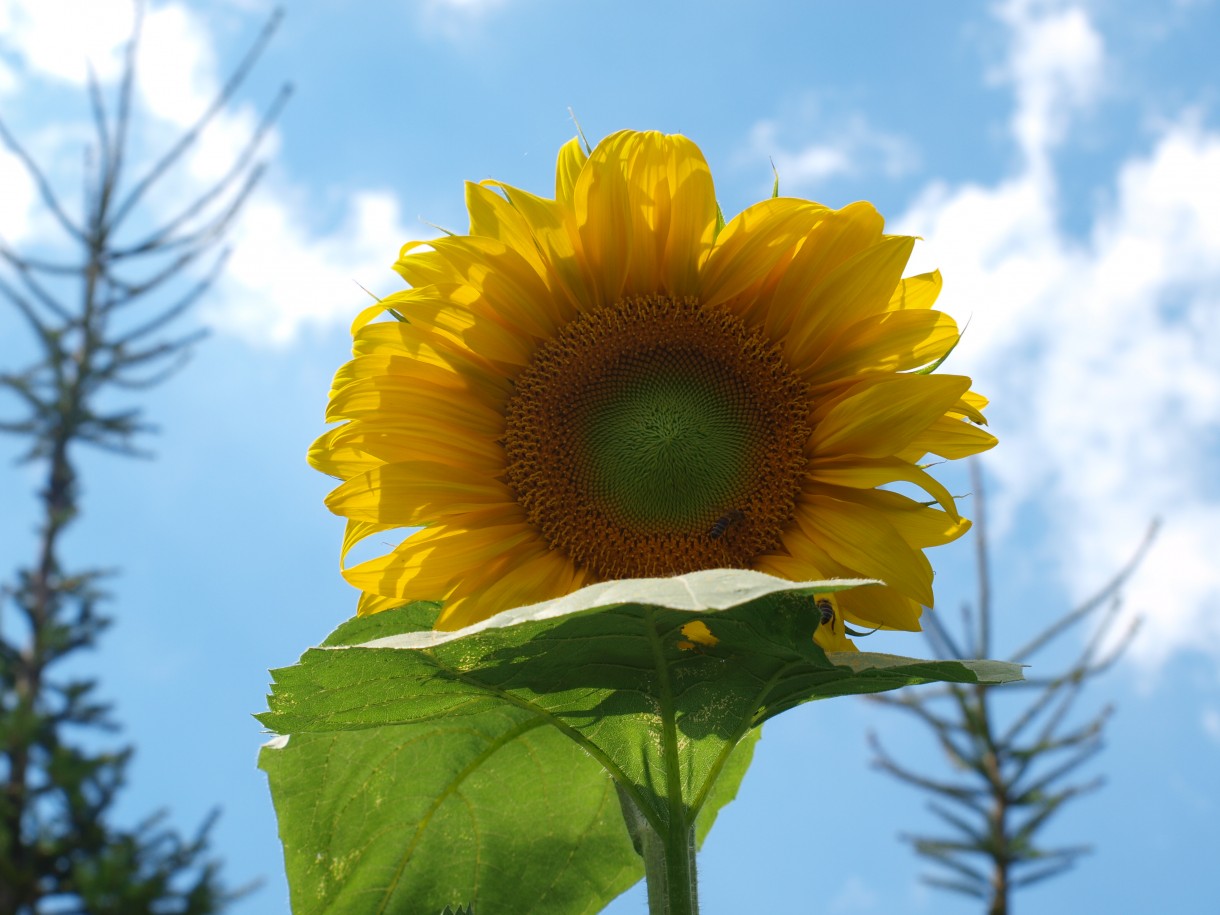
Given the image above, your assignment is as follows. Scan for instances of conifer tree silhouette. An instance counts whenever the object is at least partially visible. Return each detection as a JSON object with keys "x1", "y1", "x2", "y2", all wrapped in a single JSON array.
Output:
[
  {"x1": 0, "y1": 4, "x2": 289, "y2": 911},
  {"x1": 871, "y1": 461, "x2": 1155, "y2": 915}
]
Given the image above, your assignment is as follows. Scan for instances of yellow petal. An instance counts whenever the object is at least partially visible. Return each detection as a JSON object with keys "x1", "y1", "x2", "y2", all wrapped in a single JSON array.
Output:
[
  {"x1": 699, "y1": 197, "x2": 830, "y2": 309},
  {"x1": 814, "y1": 374, "x2": 972, "y2": 459},
  {"x1": 639, "y1": 133, "x2": 717, "y2": 296},
  {"x1": 785, "y1": 235, "x2": 916, "y2": 365},
  {"x1": 383, "y1": 286, "x2": 536, "y2": 369},
  {"x1": 350, "y1": 318, "x2": 512, "y2": 394},
  {"x1": 886, "y1": 269, "x2": 942, "y2": 311},
  {"x1": 309, "y1": 419, "x2": 504, "y2": 480},
  {"x1": 437, "y1": 545, "x2": 584, "y2": 629},
  {"x1": 325, "y1": 461, "x2": 515, "y2": 525},
  {"x1": 465, "y1": 181, "x2": 551, "y2": 285},
  {"x1": 329, "y1": 351, "x2": 501, "y2": 402},
  {"x1": 343, "y1": 519, "x2": 536, "y2": 599},
  {"x1": 795, "y1": 495, "x2": 935, "y2": 606},
  {"x1": 325, "y1": 375, "x2": 505, "y2": 440},
  {"x1": 356, "y1": 590, "x2": 410, "y2": 617},
  {"x1": 485, "y1": 179, "x2": 590, "y2": 310},
  {"x1": 960, "y1": 390, "x2": 990, "y2": 412},
  {"x1": 572, "y1": 130, "x2": 637, "y2": 306},
  {"x1": 679, "y1": 620, "x2": 720, "y2": 649},
  {"x1": 813, "y1": 615, "x2": 858, "y2": 652},
  {"x1": 755, "y1": 540, "x2": 834, "y2": 581},
  {"x1": 394, "y1": 237, "x2": 560, "y2": 340},
  {"x1": 342, "y1": 518, "x2": 401, "y2": 560},
  {"x1": 804, "y1": 309, "x2": 959, "y2": 384},
  {"x1": 808, "y1": 456, "x2": 960, "y2": 519},
  {"x1": 808, "y1": 485, "x2": 970, "y2": 549},
  {"x1": 351, "y1": 300, "x2": 394, "y2": 335},
  {"x1": 834, "y1": 585, "x2": 923, "y2": 630},
  {"x1": 743, "y1": 201, "x2": 887, "y2": 341},
  {"x1": 897, "y1": 415, "x2": 999, "y2": 462},
  {"x1": 555, "y1": 135, "x2": 588, "y2": 204},
  {"x1": 755, "y1": 544, "x2": 921, "y2": 631},
  {"x1": 948, "y1": 390, "x2": 989, "y2": 425}
]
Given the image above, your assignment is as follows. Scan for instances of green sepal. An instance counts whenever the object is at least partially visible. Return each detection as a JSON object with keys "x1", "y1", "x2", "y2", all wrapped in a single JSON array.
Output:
[{"x1": 914, "y1": 316, "x2": 970, "y2": 375}]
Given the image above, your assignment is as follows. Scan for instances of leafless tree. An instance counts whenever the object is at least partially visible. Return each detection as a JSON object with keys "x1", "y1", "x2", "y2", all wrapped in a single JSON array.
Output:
[
  {"x1": 870, "y1": 461, "x2": 1156, "y2": 915},
  {"x1": 0, "y1": 4, "x2": 289, "y2": 911}
]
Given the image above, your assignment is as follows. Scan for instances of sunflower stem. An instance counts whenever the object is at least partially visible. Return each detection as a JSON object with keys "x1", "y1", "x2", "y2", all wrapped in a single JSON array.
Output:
[
  {"x1": 665, "y1": 820, "x2": 700, "y2": 915},
  {"x1": 615, "y1": 784, "x2": 699, "y2": 914},
  {"x1": 643, "y1": 817, "x2": 698, "y2": 914}
]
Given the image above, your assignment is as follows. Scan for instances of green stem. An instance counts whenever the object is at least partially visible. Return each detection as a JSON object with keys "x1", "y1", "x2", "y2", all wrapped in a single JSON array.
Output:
[
  {"x1": 639, "y1": 813, "x2": 699, "y2": 914},
  {"x1": 662, "y1": 820, "x2": 698, "y2": 915},
  {"x1": 615, "y1": 785, "x2": 698, "y2": 915}
]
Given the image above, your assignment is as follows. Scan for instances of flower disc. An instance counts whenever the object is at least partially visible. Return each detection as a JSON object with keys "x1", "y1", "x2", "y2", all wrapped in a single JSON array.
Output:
[{"x1": 503, "y1": 295, "x2": 810, "y2": 578}]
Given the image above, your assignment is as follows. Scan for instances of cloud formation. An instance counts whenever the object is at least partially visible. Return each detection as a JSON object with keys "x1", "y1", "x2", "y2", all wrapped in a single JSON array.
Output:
[
  {"x1": 0, "y1": 0, "x2": 414, "y2": 344},
  {"x1": 745, "y1": 108, "x2": 918, "y2": 191},
  {"x1": 0, "y1": 0, "x2": 135, "y2": 86},
  {"x1": 0, "y1": 148, "x2": 36, "y2": 242},
  {"x1": 897, "y1": 0, "x2": 1220, "y2": 669}
]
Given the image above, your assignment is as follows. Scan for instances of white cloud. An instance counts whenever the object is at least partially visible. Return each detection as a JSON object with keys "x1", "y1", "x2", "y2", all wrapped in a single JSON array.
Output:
[
  {"x1": 418, "y1": 0, "x2": 511, "y2": 42},
  {"x1": 1204, "y1": 707, "x2": 1220, "y2": 743},
  {"x1": 0, "y1": 147, "x2": 37, "y2": 242},
  {"x1": 137, "y1": 3, "x2": 219, "y2": 129},
  {"x1": 205, "y1": 188, "x2": 416, "y2": 344},
  {"x1": 896, "y1": 1, "x2": 1220, "y2": 670},
  {"x1": 829, "y1": 875, "x2": 880, "y2": 913},
  {"x1": 427, "y1": 0, "x2": 509, "y2": 10},
  {"x1": 746, "y1": 111, "x2": 919, "y2": 192},
  {"x1": 0, "y1": 56, "x2": 17, "y2": 96},
  {"x1": 994, "y1": 0, "x2": 1105, "y2": 167},
  {"x1": 0, "y1": 0, "x2": 413, "y2": 344},
  {"x1": 0, "y1": 0, "x2": 135, "y2": 85}
]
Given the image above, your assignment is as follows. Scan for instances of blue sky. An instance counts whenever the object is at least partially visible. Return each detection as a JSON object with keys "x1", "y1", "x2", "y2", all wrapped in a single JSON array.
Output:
[{"x1": 2, "y1": 0, "x2": 1218, "y2": 911}]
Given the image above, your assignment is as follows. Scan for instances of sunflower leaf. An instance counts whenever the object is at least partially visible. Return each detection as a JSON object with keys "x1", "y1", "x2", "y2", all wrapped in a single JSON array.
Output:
[
  {"x1": 259, "y1": 707, "x2": 641, "y2": 915},
  {"x1": 259, "y1": 570, "x2": 1022, "y2": 912}
]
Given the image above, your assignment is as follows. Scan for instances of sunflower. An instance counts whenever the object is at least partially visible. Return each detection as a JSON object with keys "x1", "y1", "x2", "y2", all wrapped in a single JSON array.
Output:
[{"x1": 309, "y1": 130, "x2": 996, "y2": 649}]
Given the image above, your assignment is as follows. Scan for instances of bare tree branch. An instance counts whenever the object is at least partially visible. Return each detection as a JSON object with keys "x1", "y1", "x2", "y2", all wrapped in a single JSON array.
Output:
[
  {"x1": 1011, "y1": 520, "x2": 1159, "y2": 664},
  {"x1": 119, "y1": 82, "x2": 292, "y2": 256},
  {"x1": 0, "y1": 117, "x2": 85, "y2": 244},
  {"x1": 109, "y1": 6, "x2": 285, "y2": 231},
  {"x1": 116, "y1": 162, "x2": 267, "y2": 260}
]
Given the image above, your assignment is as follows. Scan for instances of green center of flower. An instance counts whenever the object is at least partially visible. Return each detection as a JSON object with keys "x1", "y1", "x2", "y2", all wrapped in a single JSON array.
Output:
[
  {"x1": 584, "y1": 355, "x2": 752, "y2": 528},
  {"x1": 503, "y1": 295, "x2": 810, "y2": 580}
]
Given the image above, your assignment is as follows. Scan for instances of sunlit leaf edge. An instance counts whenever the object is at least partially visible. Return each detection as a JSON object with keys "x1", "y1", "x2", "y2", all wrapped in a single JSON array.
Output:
[{"x1": 339, "y1": 569, "x2": 877, "y2": 651}]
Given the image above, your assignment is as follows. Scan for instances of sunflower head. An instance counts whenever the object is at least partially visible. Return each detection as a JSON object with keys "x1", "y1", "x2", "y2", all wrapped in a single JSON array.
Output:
[{"x1": 310, "y1": 129, "x2": 996, "y2": 650}]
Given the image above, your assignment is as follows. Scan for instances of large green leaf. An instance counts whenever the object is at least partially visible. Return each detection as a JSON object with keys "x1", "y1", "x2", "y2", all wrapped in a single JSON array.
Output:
[
  {"x1": 258, "y1": 599, "x2": 759, "y2": 914},
  {"x1": 260, "y1": 570, "x2": 1022, "y2": 912},
  {"x1": 259, "y1": 710, "x2": 640, "y2": 914}
]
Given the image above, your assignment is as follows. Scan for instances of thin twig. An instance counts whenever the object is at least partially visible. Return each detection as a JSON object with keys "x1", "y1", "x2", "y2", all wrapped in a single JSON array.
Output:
[
  {"x1": 109, "y1": 7, "x2": 284, "y2": 230},
  {"x1": 120, "y1": 83, "x2": 291, "y2": 254},
  {"x1": 0, "y1": 117, "x2": 85, "y2": 243},
  {"x1": 1010, "y1": 520, "x2": 1158, "y2": 663}
]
